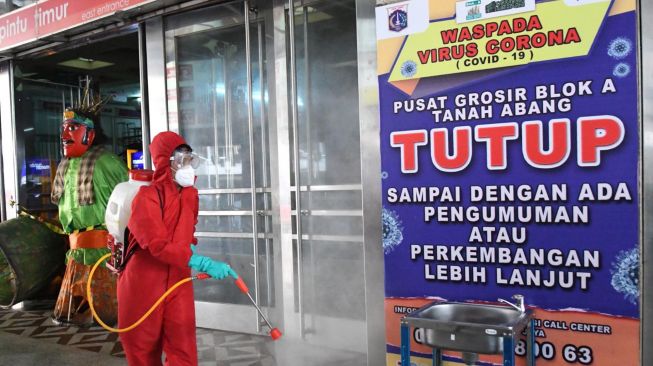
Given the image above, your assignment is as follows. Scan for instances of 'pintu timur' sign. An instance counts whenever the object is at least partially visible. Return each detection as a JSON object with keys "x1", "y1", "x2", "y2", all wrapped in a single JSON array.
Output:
[{"x1": 0, "y1": 0, "x2": 156, "y2": 51}]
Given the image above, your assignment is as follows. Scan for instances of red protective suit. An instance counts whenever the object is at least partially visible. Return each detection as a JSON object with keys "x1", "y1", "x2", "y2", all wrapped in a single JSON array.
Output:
[{"x1": 118, "y1": 131, "x2": 199, "y2": 366}]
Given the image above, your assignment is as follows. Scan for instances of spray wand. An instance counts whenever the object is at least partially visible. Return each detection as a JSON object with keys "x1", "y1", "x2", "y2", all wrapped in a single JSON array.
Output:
[
  {"x1": 87, "y1": 253, "x2": 282, "y2": 340},
  {"x1": 233, "y1": 276, "x2": 283, "y2": 340}
]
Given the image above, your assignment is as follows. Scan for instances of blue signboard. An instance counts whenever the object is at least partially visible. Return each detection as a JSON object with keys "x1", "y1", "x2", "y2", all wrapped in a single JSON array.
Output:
[{"x1": 378, "y1": 1, "x2": 640, "y2": 364}]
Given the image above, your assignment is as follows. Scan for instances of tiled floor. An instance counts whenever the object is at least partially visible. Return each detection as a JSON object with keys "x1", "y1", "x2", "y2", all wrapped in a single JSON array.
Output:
[
  {"x1": 196, "y1": 329, "x2": 276, "y2": 366},
  {"x1": 0, "y1": 331, "x2": 126, "y2": 366},
  {"x1": 0, "y1": 307, "x2": 367, "y2": 366},
  {"x1": 0, "y1": 307, "x2": 277, "y2": 365},
  {"x1": 0, "y1": 308, "x2": 125, "y2": 357}
]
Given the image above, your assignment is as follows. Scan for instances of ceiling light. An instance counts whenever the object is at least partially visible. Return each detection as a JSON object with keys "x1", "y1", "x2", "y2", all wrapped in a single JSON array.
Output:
[
  {"x1": 58, "y1": 57, "x2": 114, "y2": 70},
  {"x1": 305, "y1": 6, "x2": 333, "y2": 22}
]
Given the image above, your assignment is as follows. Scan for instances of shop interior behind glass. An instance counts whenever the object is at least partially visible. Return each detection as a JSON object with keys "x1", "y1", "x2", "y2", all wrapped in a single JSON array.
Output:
[{"x1": 14, "y1": 32, "x2": 142, "y2": 222}]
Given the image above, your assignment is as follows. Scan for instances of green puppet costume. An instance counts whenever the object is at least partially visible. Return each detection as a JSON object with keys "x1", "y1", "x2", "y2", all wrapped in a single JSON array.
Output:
[
  {"x1": 56, "y1": 151, "x2": 128, "y2": 264},
  {"x1": 51, "y1": 103, "x2": 128, "y2": 326}
]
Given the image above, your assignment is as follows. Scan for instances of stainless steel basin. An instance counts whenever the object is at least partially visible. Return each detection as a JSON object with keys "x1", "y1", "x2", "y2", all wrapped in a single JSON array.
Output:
[{"x1": 403, "y1": 301, "x2": 533, "y2": 354}]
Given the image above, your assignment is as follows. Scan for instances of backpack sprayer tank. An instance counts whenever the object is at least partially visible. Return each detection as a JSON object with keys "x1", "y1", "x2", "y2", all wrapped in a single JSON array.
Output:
[{"x1": 105, "y1": 169, "x2": 153, "y2": 273}]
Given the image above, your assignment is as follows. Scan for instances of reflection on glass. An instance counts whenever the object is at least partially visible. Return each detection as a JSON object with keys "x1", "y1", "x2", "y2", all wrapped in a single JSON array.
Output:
[
  {"x1": 193, "y1": 238, "x2": 273, "y2": 307},
  {"x1": 292, "y1": 0, "x2": 361, "y2": 187},
  {"x1": 99, "y1": 83, "x2": 143, "y2": 159},
  {"x1": 291, "y1": 0, "x2": 366, "y2": 327},
  {"x1": 13, "y1": 80, "x2": 67, "y2": 221},
  {"x1": 176, "y1": 25, "x2": 267, "y2": 192},
  {"x1": 171, "y1": 15, "x2": 272, "y2": 306}
]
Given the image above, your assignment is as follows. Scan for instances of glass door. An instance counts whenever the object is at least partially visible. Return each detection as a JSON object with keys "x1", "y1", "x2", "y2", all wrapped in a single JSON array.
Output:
[
  {"x1": 164, "y1": 1, "x2": 273, "y2": 334},
  {"x1": 13, "y1": 78, "x2": 80, "y2": 222},
  {"x1": 288, "y1": 0, "x2": 366, "y2": 353},
  {"x1": 155, "y1": 1, "x2": 377, "y2": 359}
]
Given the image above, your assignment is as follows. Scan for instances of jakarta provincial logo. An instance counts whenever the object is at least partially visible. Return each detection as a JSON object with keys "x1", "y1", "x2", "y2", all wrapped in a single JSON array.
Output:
[
  {"x1": 387, "y1": 4, "x2": 408, "y2": 32},
  {"x1": 466, "y1": 5, "x2": 481, "y2": 20}
]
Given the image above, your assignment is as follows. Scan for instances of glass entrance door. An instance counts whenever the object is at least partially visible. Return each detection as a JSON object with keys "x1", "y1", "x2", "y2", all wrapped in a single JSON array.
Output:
[
  {"x1": 163, "y1": 1, "x2": 273, "y2": 334},
  {"x1": 288, "y1": 0, "x2": 366, "y2": 352},
  {"x1": 153, "y1": 1, "x2": 379, "y2": 360},
  {"x1": 14, "y1": 79, "x2": 80, "y2": 222}
]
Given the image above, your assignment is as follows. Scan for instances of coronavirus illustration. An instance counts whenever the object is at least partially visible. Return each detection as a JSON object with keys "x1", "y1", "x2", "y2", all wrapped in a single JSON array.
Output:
[
  {"x1": 613, "y1": 62, "x2": 631, "y2": 78},
  {"x1": 607, "y1": 37, "x2": 632, "y2": 59},
  {"x1": 610, "y1": 247, "x2": 639, "y2": 305},
  {"x1": 401, "y1": 60, "x2": 417, "y2": 78},
  {"x1": 382, "y1": 208, "x2": 403, "y2": 254}
]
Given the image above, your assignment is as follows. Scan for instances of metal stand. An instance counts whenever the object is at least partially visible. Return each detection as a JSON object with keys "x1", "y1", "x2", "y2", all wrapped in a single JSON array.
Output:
[
  {"x1": 432, "y1": 348, "x2": 442, "y2": 366},
  {"x1": 400, "y1": 319, "x2": 537, "y2": 366},
  {"x1": 503, "y1": 336, "x2": 514, "y2": 366},
  {"x1": 400, "y1": 319, "x2": 411, "y2": 366}
]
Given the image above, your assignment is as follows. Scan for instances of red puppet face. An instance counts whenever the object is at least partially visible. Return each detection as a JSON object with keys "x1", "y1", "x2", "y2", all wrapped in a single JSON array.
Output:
[{"x1": 61, "y1": 121, "x2": 95, "y2": 158}]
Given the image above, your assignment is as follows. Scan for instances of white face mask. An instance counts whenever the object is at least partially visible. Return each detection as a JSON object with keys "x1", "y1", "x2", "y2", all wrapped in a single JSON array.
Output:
[{"x1": 174, "y1": 165, "x2": 195, "y2": 187}]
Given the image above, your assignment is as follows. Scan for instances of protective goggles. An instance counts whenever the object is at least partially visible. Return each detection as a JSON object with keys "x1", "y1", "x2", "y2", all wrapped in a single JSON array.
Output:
[{"x1": 170, "y1": 149, "x2": 200, "y2": 169}]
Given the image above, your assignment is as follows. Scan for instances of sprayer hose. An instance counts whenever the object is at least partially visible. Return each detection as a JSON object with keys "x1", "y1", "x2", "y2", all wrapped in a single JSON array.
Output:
[{"x1": 86, "y1": 253, "x2": 193, "y2": 333}]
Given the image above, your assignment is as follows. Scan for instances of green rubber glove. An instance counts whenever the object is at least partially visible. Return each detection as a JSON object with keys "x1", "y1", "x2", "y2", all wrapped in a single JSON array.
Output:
[{"x1": 188, "y1": 246, "x2": 238, "y2": 280}]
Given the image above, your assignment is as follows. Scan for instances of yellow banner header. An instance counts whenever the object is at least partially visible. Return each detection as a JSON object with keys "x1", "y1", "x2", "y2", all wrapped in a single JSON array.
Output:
[{"x1": 388, "y1": 0, "x2": 611, "y2": 81}]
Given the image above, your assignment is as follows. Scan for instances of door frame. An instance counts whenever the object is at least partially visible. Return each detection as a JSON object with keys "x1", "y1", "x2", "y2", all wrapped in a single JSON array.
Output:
[{"x1": 144, "y1": 0, "x2": 385, "y2": 363}]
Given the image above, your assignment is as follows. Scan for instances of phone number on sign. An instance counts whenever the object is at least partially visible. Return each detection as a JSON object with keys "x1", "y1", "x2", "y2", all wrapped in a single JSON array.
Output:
[{"x1": 515, "y1": 340, "x2": 593, "y2": 364}]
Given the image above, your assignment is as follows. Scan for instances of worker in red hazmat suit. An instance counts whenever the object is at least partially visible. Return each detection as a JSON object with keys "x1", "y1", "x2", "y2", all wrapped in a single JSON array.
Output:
[{"x1": 117, "y1": 131, "x2": 236, "y2": 366}]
